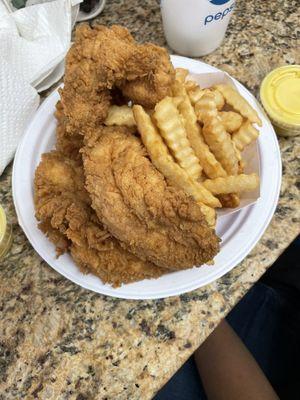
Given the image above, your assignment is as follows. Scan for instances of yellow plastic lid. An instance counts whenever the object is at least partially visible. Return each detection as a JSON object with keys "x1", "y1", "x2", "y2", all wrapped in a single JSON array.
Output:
[
  {"x1": 0, "y1": 205, "x2": 6, "y2": 242},
  {"x1": 260, "y1": 65, "x2": 300, "y2": 136},
  {"x1": 0, "y1": 205, "x2": 12, "y2": 260}
]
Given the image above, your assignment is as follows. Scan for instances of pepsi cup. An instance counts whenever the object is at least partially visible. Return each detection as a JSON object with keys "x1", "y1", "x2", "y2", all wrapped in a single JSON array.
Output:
[{"x1": 161, "y1": 0, "x2": 235, "y2": 57}]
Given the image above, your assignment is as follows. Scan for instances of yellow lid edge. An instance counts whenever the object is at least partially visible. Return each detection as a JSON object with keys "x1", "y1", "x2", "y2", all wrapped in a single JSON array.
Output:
[
  {"x1": 260, "y1": 65, "x2": 300, "y2": 129},
  {"x1": 0, "y1": 223, "x2": 12, "y2": 259},
  {"x1": 0, "y1": 205, "x2": 7, "y2": 243}
]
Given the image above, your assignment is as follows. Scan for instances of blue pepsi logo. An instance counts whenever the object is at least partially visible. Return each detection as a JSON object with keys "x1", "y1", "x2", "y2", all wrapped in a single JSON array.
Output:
[
  {"x1": 204, "y1": 2, "x2": 235, "y2": 25},
  {"x1": 209, "y1": 0, "x2": 230, "y2": 5}
]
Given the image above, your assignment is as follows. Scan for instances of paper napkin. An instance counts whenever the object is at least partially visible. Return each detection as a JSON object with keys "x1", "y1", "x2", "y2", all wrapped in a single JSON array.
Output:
[
  {"x1": 0, "y1": 0, "x2": 80, "y2": 175},
  {"x1": 0, "y1": 60, "x2": 39, "y2": 175}
]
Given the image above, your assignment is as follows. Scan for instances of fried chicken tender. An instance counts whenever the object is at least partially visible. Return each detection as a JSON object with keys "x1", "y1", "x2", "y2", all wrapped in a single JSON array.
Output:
[
  {"x1": 82, "y1": 126, "x2": 220, "y2": 270},
  {"x1": 55, "y1": 101, "x2": 83, "y2": 160},
  {"x1": 120, "y1": 43, "x2": 175, "y2": 108},
  {"x1": 38, "y1": 219, "x2": 70, "y2": 256},
  {"x1": 60, "y1": 24, "x2": 174, "y2": 129},
  {"x1": 34, "y1": 151, "x2": 166, "y2": 287}
]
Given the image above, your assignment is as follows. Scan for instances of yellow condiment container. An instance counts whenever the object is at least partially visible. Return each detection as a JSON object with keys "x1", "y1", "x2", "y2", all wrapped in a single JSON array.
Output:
[
  {"x1": 260, "y1": 65, "x2": 300, "y2": 136},
  {"x1": 0, "y1": 205, "x2": 12, "y2": 260}
]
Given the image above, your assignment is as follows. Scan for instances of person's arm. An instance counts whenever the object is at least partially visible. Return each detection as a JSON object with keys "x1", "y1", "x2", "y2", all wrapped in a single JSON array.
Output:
[{"x1": 194, "y1": 319, "x2": 279, "y2": 400}]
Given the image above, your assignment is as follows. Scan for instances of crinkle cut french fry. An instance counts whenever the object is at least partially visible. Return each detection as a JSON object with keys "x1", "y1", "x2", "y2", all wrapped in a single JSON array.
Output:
[
  {"x1": 203, "y1": 173, "x2": 259, "y2": 194},
  {"x1": 133, "y1": 105, "x2": 221, "y2": 209},
  {"x1": 174, "y1": 85, "x2": 227, "y2": 179},
  {"x1": 232, "y1": 120, "x2": 260, "y2": 151},
  {"x1": 171, "y1": 79, "x2": 187, "y2": 99},
  {"x1": 172, "y1": 96, "x2": 184, "y2": 108},
  {"x1": 238, "y1": 159, "x2": 245, "y2": 174},
  {"x1": 214, "y1": 84, "x2": 262, "y2": 126},
  {"x1": 189, "y1": 87, "x2": 224, "y2": 110},
  {"x1": 232, "y1": 140, "x2": 242, "y2": 164},
  {"x1": 195, "y1": 92, "x2": 219, "y2": 123},
  {"x1": 210, "y1": 89, "x2": 225, "y2": 110},
  {"x1": 104, "y1": 105, "x2": 136, "y2": 127},
  {"x1": 185, "y1": 80, "x2": 198, "y2": 92},
  {"x1": 202, "y1": 116, "x2": 239, "y2": 175},
  {"x1": 198, "y1": 203, "x2": 216, "y2": 228},
  {"x1": 218, "y1": 111, "x2": 243, "y2": 133},
  {"x1": 233, "y1": 141, "x2": 245, "y2": 174},
  {"x1": 188, "y1": 86, "x2": 205, "y2": 105},
  {"x1": 218, "y1": 193, "x2": 240, "y2": 208},
  {"x1": 231, "y1": 141, "x2": 244, "y2": 174},
  {"x1": 175, "y1": 68, "x2": 189, "y2": 83},
  {"x1": 153, "y1": 97, "x2": 202, "y2": 180}
]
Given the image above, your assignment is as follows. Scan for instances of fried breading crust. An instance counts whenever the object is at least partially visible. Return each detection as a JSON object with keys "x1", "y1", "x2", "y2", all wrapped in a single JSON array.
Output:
[
  {"x1": 83, "y1": 126, "x2": 220, "y2": 270},
  {"x1": 55, "y1": 101, "x2": 83, "y2": 160},
  {"x1": 34, "y1": 151, "x2": 166, "y2": 287},
  {"x1": 34, "y1": 24, "x2": 220, "y2": 286},
  {"x1": 60, "y1": 24, "x2": 174, "y2": 130}
]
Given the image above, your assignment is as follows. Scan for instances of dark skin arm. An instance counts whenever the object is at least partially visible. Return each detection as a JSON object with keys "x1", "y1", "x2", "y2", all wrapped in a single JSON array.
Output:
[{"x1": 194, "y1": 319, "x2": 279, "y2": 400}]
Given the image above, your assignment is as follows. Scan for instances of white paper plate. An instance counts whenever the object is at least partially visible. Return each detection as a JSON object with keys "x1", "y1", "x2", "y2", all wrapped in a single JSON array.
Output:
[{"x1": 12, "y1": 56, "x2": 281, "y2": 299}]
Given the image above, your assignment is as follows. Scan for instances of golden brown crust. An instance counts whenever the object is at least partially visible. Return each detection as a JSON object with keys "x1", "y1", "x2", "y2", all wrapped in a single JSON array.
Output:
[
  {"x1": 34, "y1": 151, "x2": 166, "y2": 287},
  {"x1": 83, "y1": 127, "x2": 220, "y2": 270},
  {"x1": 55, "y1": 101, "x2": 83, "y2": 161},
  {"x1": 60, "y1": 24, "x2": 174, "y2": 130},
  {"x1": 34, "y1": 25, "x2": 220, "y2": 287}
]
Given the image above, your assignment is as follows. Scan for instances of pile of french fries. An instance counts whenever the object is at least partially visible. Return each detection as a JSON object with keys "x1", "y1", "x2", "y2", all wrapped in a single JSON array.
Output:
[{"x1": 104, "y1": 68, "x2": 261, "y2": 227}]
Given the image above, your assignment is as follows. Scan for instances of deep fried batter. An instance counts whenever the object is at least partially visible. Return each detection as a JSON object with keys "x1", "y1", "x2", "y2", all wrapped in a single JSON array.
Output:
[
  {"x1": 34, "y1": 151, "x2": 166, "y2": 287},
  {"x1": 34, "y1": 24, "x2": 220, "y2": 286},
  {"x1": 55, "y1": 101, "x2": 83, "y2": 160},
  {"x1": 60, "y1": 24, "x2": 174, "y2": 130},
  {"x1": 83, "y1": 126, "x2": 220, "y2": 270}
]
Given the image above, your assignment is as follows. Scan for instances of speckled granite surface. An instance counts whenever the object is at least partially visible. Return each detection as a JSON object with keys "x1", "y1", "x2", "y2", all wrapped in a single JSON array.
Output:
[{"x1": 0, "y1": 1, "x2": 299, "y2": 399}]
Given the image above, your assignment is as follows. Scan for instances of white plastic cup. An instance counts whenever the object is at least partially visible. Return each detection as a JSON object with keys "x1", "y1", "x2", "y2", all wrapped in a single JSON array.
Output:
[{"x1": 161, "y1": 0, "x2": 235, "y2": 57}]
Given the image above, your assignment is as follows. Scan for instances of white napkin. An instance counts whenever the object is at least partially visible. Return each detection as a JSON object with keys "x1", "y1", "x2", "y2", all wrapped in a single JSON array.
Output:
[
  {"x1": 0, "y1": 0, "x2": 80, "y2": 175},
  {"x1": 0, "y1": 60, "x2": 39, "y2": 175}
]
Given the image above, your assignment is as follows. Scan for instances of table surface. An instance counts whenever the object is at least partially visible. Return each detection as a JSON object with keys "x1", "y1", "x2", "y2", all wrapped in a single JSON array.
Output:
[{"x1": 0, "y1": 0, "x2": 299, "y2": 399}]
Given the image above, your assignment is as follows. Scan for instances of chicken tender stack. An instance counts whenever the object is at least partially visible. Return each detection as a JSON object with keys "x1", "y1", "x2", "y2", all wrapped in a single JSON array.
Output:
[{"x1": 34, "y1": 24, "x2": 222, "y2": 287}]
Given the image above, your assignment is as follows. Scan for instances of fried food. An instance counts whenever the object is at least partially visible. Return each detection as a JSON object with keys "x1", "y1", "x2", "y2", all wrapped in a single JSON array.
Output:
[
  {"x1": 34, "y1": 151, "x2": 166, "y2": 287},
  {"x1": 82, "y1": 126, "x2": 220, "y2": 270},
  {"x1": 60, "y1": 24, "x2": 174, "y2": 130},
  {"x1": 133, "y1": 105, "x2": 220, "y2": 212},
  {"x1": 171, "y1": 78, "x2": 187, "y2": 98},
  {"x1": 55, "y1": 101, "x2": 83, "y2": 160},
  {"x1": 197, "y1": 203, "x2": 216, "y2": 228},
  {"x1": 172, "y1": 81, "x2": 226, "y2": 179},
  {"x1": 38, "y1": 219, "x2": 70, "y2": 256},
  {"x1": 203, "y1": 174, "x2": 259, "y2": 194},
  {"x1": 184, "y1": 80, "x2": 198, "y2": 92},
  {"x1": 175, "y1": 68, "x2": 189, "y2": 83},
  {"x1": 34, "y1": 23, "x2": 264, "y2": 287},
  {"x1": 231, "y1": 141, "x2": 244, "y2": 174},
  {"x1": 119, "y1": 43, "x2": 175, "y2": 108},
  {"x1": 195, "y1": 91, "x2": 219, "y2": 123},
  {"x1": 209, "y1": 89, "x2": 225, "y2": 110},
  {"x1": 214, "y1": 84, "x2": 262, "y2": 126},
  {"x1": 232, "y1": 120, "x2": 260, "y2": 151},
  {"x1": 153, "y1": 96, "x2": 202, "y2": 180},
  {"x1": 104, "y1": 105, "x2": 136, "y2": 127},
  {"x1": 202, "y1": 116, "x2": 239, "y2": 175},
  {"x1": 188, "y1": 86, "x2": 205, "y2": 105},
  {"x1": 218, "y1": 111, "x2": 243, "y2": 133},
  {"x1": 192, "y1": 89, "x2": 224, "y2": 117},
  {"x1": 218, "y1": 193, "x2": 240, "y2": 208}
]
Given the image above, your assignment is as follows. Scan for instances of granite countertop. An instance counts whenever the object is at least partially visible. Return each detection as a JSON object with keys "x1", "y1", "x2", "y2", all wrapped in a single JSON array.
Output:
[{"x1": 0, "y1": 0, "x2": 299, "y2": 399}]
